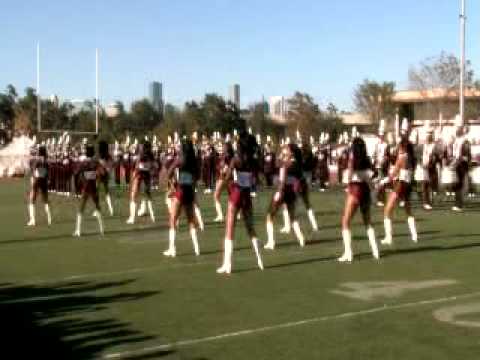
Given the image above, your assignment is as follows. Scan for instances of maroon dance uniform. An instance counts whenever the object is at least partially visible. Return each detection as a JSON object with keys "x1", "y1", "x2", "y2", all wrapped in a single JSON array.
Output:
[
  {"x1": 133, "y1": 153, "x2": 155, "y2": 187},
  {"x1": 392, "y1": 146, "x2": 415, "y2": 201},
  {"x1": 78, "y1": 158, "x2": 101, "y2": 199},
  {"x1": 346, "y1": 150, "x2": 372, "y2": 212},
  {"x1": 228, "y1": 157, "x2": 254, "y2": 211},
  {"x1": 263, "y1": 147, "x2": 276, "y2": 187},
  {"x1": 99, "y1": 157, "x2": 112, "y2": 186},
  {"x1": 270, "y1": 158, "x2": 302, "y2": 210},
  {"x1": 30, "y1": 156, "x2": 49, "y2": 198},
  {"x1": 173, "y1": 167, "x2": 196, "y2": 205}
]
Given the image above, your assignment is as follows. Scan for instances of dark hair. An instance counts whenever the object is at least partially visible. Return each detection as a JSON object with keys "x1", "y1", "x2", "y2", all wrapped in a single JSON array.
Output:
[
  {"x1": 224, "y1": 141, "x2": 234, "y2": 162},
  {"x1": 237, "y1": 131, "x2": 258, "y2": 167},
  {"x1": 400, "y1": 138, "x2": 416, "y2": 169},
  {"x1": 180, "y1": 139, "x2": 199, "y2": 176},
  {"x1": 86, "y1": 145, "x2": 95, "y2": 158},
  {"x1": 140, "y1": 141, "x2": 154, "y2": 160},
  {"x1": 288, "y1": 143, "x2": 304, "y2": 175},
  {"x1": 351, "y1": 137, "x2": 372, "y2": 171},
  {"x1": 98, "y1": 140, "x2": 109, "y2": 160},
  {"x1": 38, "y1": 146, "x2": 47, "y2": 158}
]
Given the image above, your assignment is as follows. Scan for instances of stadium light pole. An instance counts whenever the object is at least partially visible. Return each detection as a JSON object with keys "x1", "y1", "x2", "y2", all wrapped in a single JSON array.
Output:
[
  {"x1": 460, "y1": 0, "x2": 466, "y2": 125},
  {"x1": 36, "y1": 42, "x2": 41, "y2": 132}
]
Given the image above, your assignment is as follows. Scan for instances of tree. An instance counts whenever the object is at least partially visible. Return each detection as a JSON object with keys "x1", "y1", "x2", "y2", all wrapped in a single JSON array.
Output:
[
  {"x1": 408, "y1": 52, "x2": 478, "y2": 120},
  {"x1": 326, "y1": 102, "x2": 338, "y2": 117},
  {"x1": 14, "y1": 87, "x2": 39, "y2": 135},
  {"x1": 286, "y1": 92, "x2": 321, "y2": 136},
  {"x1": 408, "y1": 51, "x2": 474, "y2": 91},
  {"x1": 0, "y1": 85, "x2": 17, "y2": 141},
  {"x1": 353, "y1": 80, "x2": 396, "y2": 124},
  {"x1": 130, "y1": 99, "x2": 160, "y2": 136}
]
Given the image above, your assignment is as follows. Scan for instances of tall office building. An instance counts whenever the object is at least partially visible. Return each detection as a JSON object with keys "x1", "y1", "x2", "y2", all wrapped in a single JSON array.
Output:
[
  {"x1": 269, "y1": 96, "x2": 288, "y2": 124},
  {"x1": 149, "y1": 81, "x2": 163, "y2": 112},
  {"x1": 229, "y1": 84, "x2": 241, "y2": 110}
]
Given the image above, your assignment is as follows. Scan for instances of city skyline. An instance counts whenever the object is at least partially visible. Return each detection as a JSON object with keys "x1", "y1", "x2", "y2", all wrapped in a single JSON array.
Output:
[{"x1": 1, "y1": 1, "x2": 479, "y2": 111}]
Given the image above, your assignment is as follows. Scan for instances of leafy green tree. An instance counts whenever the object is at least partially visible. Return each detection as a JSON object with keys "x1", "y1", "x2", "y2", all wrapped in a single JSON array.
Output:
[
  {"x1": 286, "y1": 92, "x2": 321, "y2": 136},
  {"x1": 353, "y1": 80, "x2": 396, "y2": 124}
]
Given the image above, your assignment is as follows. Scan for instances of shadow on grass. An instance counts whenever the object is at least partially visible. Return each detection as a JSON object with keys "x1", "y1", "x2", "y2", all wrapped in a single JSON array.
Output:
[
  {"x1": 236, "y1": 232, "x2": 480, "y2": 273},
  {"x1": 0, "y1": 279, "x2": 169, "y2": 359}
]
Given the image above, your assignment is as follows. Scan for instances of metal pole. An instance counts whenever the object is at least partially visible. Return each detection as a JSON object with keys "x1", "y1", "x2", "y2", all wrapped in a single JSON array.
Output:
[
  {"x1": 460, "y1": 0, "x2": 466, "y2": 125},
  {"x1": 37, "y1": 43, "x2": 41, "y2": 131},
  {"x1": 95, "y1": 48, "x2": 99, "y2": 134}
]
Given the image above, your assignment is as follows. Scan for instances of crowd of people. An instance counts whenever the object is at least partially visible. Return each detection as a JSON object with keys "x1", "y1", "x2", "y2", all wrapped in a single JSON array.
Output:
[{"x1": 25, "y1": 116, "x2": 480, "y2": 273}]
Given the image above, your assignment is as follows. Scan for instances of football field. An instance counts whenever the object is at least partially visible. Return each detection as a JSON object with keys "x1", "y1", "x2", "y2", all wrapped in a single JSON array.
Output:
[{"x1": 1, "y1": 179, "x2": 480, "y2": 359}]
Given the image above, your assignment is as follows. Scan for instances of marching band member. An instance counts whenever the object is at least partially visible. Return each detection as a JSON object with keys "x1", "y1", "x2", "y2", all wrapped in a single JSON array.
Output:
[
  {"x1": 263, "y1": 136, "x2": 276, "y2": 187},
  {"x1": 380, "y1": 119, "x2": 418, "y2": 245},
  {"x1": 201, "y1": 135, "x2": 216, "y2": 194},
  {"x1": 373, "y1": 120, "x2": 390, "y2": 206},
  {"x1": 338, "y1": 136, "x2": 379, "y2": 262},
  {"x1": 27, "y1": 145, "x2": 52, "y2": 226},
  {"x1": 265, "y1": 142, "x2": 306, "y2": 250},
  {"x1": 299, "y1": 141, "x2": 319, "y2": 232},
  {"x1": 217, "y1": 131, "x2": 264, "y2": 274},
  {"x1": 315, "y1": 133, "x2": 330, "y2": 192},
  {"x1": 98, "y1": 140, "x2": 114, "y2": 216},
  {"x1": 113, "y1": 140, "x2": 123, "y2": 185},
  {"x1": 451, "y1": 116, "x2": 471, "y2": 212},
  {"x1": 73, "y1": 144, "x2": 105, "y2": 237},
  {"x1": 417, "y1": 122, "x2": 438, "y2": 210},
  {"x1": 163, "y1": 139, "x2": 201, "y2": 257}
]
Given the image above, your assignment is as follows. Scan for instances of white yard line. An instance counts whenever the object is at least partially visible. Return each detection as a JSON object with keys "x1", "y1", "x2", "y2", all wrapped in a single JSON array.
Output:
[{"x1": 102, "y1": 290, "x2": 480, "y2": 359}]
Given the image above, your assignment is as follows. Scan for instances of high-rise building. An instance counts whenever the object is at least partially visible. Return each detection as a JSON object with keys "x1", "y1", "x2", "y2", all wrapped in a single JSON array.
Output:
[
  {"x1": 149, "y1": 81, "x2": 163, "y2": 112},
  {"x1": 229, "y1": 84, "x2": 241, "y2": 110},
  {"x1": 269, "y1": 96, "x2": 288, "y2": 124}
]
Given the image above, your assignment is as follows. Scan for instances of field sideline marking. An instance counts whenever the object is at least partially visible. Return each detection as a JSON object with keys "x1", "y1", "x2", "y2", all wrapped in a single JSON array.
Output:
[{"x1": 102, "y1": 290, "x2": 480, "y2": 359}]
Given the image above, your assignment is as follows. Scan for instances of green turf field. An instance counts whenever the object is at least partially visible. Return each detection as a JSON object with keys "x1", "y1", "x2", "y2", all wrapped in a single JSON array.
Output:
[{"x1": 1, "y1": 179, "x2": 480, "y2": 359}]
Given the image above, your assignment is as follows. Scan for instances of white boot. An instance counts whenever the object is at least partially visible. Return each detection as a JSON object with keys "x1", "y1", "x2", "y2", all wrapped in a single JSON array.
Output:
[
  {"x1": 251, "y1": 237, "x2": 264, "y2": 270},
  {"x1": 147, "y1": 200, "x2": 155, "y2": 223},
  {"x1": 214, "y1": 200, "x2": 224, "y2": 222},
  {"x1": 381, "y1": 218, "x2": 393, "y2": 245},
  {"x1": 194, "y1": 205, "x2": 204, "y2": 231},
  {"x1": 126, "y1": 201, "x2": 136, "y2": 224},
  {"x1": 279, "y1": 206, "x2": 291, "y2": 233},
  {"x1": 73, "y1": 213, "x2": 82, "y2": 237},
  {"x1": 217, "y1": 238, "x2": 233, "y2": 274},
  {"x1": 338, "y1": 229, "x2": 353, "y2": 262},
  {"x1": 190, "y1": 227, "x2": 200, "y2": 256},
  {"x1": 166, "y1": 196, "x2": 172, "y2": 214},
  {"x1": 407, "y1": 216, "x2": 418, "y2": 243},
  {"x1": 44, "y1": 203, "x2": 52, "y2": 225},
  {"x1": 27, "y1": 203, "x2": 36, "y2": 226},
  {"x1": 163, "y1": 228, "x2": 176, "y2": 257},
  {"x1": 138, "y1": 200, "x2": 147, "y2": 217},
  {"x1": 105, "y1": 194, "x2": 114, "y2": 216},
  {"x1": 367, "y1": 226, "x2": 379, "y2": 260},
  {"x1": 93, "y1": 210, "x2": 104, "y2": 235},
  {"x1": 292, "y1": 221, "x2": 305, "y2": 247},
  {"x1": 307, "y1": 208, "x2": 319, "y2": 232},
  {"x1": 264, "y1": 216, "x2": 275, "y2": 249}
]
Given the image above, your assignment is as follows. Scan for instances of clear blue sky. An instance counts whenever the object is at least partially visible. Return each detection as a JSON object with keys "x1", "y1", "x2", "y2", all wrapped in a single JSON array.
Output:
[{"x1": 1, "y1": 0, "x2": 478, "y2": 111}]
